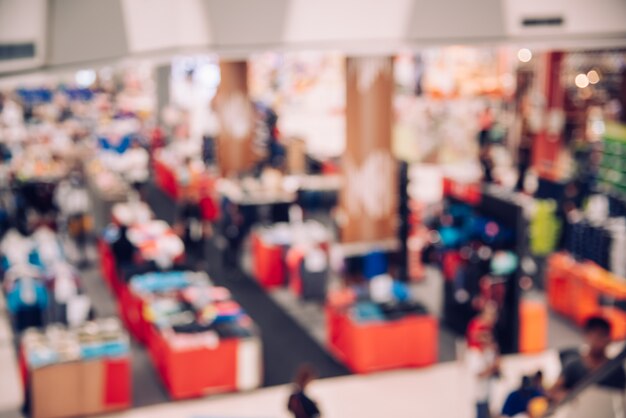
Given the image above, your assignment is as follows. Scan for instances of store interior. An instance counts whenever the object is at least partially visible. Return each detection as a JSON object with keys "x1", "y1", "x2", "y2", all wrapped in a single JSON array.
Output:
[{"x1": 1, "y1": 1, "x2": 626, "y2": 418}]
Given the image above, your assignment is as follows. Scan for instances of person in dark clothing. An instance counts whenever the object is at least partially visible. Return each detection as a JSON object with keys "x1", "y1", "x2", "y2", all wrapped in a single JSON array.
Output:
[
  {"x1": 111, "y1": 225, "x2": 137, "y2": 273},
  {"x1": 221, "y1": 199, "x2": 243, "y2": 269},
  {"x1": 178, "y1": 195, "x2": 205, "y2": 263},
  {"x1": 549, "y1": 316, "x2": 626, "y2": 403},
  {"x1": 287, "y1": 365, "x2": 321, "y2": 418},
  {"x1": 479, "y1": 144, "x2": 494, "y2": 183},
  {"x1": 501, "y1": 375, "x2": 544, "y2": 417}
]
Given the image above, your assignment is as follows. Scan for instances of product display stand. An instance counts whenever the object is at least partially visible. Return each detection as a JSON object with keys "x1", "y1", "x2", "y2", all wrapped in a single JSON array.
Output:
[
  {"x1": 440, "y1": 180, "x2": 545, "y2": 354},
  {"x1": 326, "y1": 290, "x2": 438, "y2": 373},
  {"x1": 546, "y1": 252, "x2": 626, "y2": 341}
]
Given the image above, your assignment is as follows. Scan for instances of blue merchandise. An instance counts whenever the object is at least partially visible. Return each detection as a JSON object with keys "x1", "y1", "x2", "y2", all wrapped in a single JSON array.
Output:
[
  {"x1": 350, "y1": 302, "x2": 385, "y2": 323},
  {"x1": 363, "y1": 251, "x2": 388, "y2": 279},
  {"x1": 391, "y1": 281, "x2": 410, "y2": 302}
]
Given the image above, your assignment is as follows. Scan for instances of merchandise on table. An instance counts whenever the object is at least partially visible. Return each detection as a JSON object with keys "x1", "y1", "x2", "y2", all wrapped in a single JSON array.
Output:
[
  {"x1": 124, "y1": 270, "x2": 262, "y2": 399},
  {"x1": 21, "y1": 319, "x2": 131, "y2": 418},
  {"x1": 251, "y1": 221, "x2": 330, "y2": 291},
  {"x1": 326, "y1": 280, "x2": 438, "y2": 373},
  {"x1": 152, "y1": 148, "x2": 219, "y2": 220}
]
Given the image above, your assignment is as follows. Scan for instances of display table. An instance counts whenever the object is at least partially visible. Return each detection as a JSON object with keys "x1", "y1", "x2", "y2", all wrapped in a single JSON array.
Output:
[
  {"x1": 20, "y1": 321, "x2": 131, "y2": 418},
  {"x1": 326, "y1": 290, "x2": 438, "y2": 373},
  {"x1": 153, "y1": 155, "x2": 219, "y2": 221},
  {"x1": 123, "y1": 271, "x2": 262, "y2": 399},
  {"x1": 251, "y1": 232, "x2": 286, "y2": 289},
  {"x1": 251, "y1": 222, "x2": 330, "y2": 291},
  {"x1": 547, "y1": 252, "x2": 626, "y2": 340},
  {"x1": 146, "y1": 326, "x2": 261, "y2": 400}
]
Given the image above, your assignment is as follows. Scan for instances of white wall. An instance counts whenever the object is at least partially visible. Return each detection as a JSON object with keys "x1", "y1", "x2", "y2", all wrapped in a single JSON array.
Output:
[{"x1": 0, "y1": 0, "x2": 47, "y2": 73}]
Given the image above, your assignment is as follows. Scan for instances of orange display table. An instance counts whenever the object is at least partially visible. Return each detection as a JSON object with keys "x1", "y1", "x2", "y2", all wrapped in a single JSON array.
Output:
[
  {"x1": 546, "y1": 252, "x2": 626, "y2": 340},
  {"x1": 326, "y1": 291, "x2": 438, "y2": 373}
]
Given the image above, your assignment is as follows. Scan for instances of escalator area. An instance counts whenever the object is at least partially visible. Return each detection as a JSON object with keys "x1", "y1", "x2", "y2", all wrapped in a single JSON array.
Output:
[{"x1": 544, "y1": 344, "x2": 626, "y2": 418}]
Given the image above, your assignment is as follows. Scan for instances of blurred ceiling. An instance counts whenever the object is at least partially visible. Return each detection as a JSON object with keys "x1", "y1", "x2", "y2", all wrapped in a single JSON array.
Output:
[{"x1": 1, "y1": 0, "x2": 625, "y2": 74}]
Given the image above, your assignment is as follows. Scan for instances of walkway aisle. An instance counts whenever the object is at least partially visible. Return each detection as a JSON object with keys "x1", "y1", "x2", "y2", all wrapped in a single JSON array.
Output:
[
  {"x1": 0, "y1": 294, "x2": 23, "y2": 418},
  {"x1": 79, "y1": 261, "x2": 169, "y2": 407},
  {"x1": 144, "y1": 184, "x2": 350, "y2": 386}
]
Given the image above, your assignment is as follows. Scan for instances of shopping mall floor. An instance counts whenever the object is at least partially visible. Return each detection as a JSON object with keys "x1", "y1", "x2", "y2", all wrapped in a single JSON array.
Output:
[{"x1": 0, "y1": 183, "x2": 591, "y2": 418}]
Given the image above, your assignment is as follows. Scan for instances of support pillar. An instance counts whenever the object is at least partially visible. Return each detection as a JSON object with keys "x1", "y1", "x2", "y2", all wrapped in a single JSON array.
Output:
[
  {"x1": 531, "y1": 51, "x2": 565, "y2": 180},
  {"x1": 339, "y1": 56, "x2": 398, "y2": 244},
  {"x1": 213, "y1": 60, "x2": 256, "y2": 177}
]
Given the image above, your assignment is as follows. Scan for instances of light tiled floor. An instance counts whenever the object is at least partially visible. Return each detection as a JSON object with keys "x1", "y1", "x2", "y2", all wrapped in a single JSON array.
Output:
[{"x1": 100, "y1": 350, "x2": 567, "y2": 418}]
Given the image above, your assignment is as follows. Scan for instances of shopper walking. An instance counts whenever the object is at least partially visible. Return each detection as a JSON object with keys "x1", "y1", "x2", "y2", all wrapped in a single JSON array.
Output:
[
  {"x1": 177, "y1": 193, "x2": 205, "y2": 265},
  {"x1": 466, "y1": 302, "x2": 501, "y2": 418},
  {"x1": 287, "y1": 365, "x2": 321, "y2": 418}
]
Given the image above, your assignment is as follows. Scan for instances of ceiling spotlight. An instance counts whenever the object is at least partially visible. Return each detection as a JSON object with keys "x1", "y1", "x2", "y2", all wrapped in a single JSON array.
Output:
[
  {"x1": 587, "y1": 70, "x2": 600, "y2": 84},
  {"x1": 517, "y1": 48, "x2": 532, "y2": 63},
  {"x1": 575, "y1": 73, "x2": 589, "y2": 88}
]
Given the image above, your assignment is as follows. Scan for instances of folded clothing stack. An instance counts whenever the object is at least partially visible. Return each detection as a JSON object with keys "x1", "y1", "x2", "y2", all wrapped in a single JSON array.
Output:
[
  {"x1": 129, "y1": 271, "x2": 256, "y2": 342},
  {"x1": 22, "y1": 318, "x2": 129, "y2": 369}
]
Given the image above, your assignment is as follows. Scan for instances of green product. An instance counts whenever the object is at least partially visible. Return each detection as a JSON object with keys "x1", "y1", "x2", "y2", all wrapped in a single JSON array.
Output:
[{"x1": 529, "y1": 199, "x2": 562, "y2": 256}]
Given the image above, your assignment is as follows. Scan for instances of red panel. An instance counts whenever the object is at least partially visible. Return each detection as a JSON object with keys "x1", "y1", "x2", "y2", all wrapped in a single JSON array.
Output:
[
  {"x1": 103, "y1": 358, "x2": 131, "y2": 409},
  {"x1": 251, "y1": 233, "x2": 285, "y2": 289},
  {"x1": 149, "y1": 330, "x2": 239, "y2": 399}
]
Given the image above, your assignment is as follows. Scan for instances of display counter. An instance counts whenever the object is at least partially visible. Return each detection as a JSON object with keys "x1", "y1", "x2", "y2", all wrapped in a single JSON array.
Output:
[
  {"x1": 250, "y1": 222, "x2": 330, "y2": 292},
  {"x1": 153, "y1": 153, "x2": 219, "y2": 221},
  {"x1": 123, "y1": 271, "x2": 262, "y2": 399},
  {"x1": 20, "y1": 320, "x2": 131, "y2": 418},
  {"x1": 326, "y1": 289, "x2": 438, "y2": 374},
  {"x1": 547, "y1": 252, "x2": 626, "y2": 340}
]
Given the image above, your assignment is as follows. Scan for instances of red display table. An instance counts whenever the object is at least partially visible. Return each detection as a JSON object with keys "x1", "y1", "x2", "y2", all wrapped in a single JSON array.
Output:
[
  {"x1": 251, "y1": 233, "x2": 285, "y2": 289},
  {"x1": 153, "y1": 157, "x2": 219, "y2": 221},
  {"x1": 145, "y1": 326, "x2": 261, "y2": 400},
  {"x1": 326, "y1": 291, "x2": 438, "y2": 374}
]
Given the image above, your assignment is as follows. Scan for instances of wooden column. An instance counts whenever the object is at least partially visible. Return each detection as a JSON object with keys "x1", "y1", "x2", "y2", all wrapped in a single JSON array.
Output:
[
  {"x1": 531, "y1": 51, "x2": 565, "y2": 180},
  {"x1": 214, "y1": 60, "x2": 256, "y2": 177},
  {"x1": 339, "y1": 56, "x2": 397, "y2": 244}
]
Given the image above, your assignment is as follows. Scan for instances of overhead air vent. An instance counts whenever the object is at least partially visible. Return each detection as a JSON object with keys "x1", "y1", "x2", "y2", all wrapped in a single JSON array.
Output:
[
  {"x1": 0, "y1": 42, "x2": 36, "y2": 61},
  {"x1": 521, "y1": 16, "x2": 565, "y2": 27}
]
